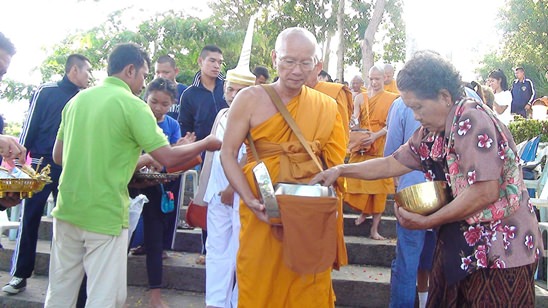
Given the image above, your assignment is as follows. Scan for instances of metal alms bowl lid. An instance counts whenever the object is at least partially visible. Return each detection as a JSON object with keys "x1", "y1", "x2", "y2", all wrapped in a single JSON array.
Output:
[{"x1": 274, "y1": 183, "x2": 336, "y2": 197}]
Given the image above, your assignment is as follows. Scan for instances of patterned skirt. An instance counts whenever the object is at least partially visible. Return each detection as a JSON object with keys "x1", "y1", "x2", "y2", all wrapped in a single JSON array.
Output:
[{"x1": 427, "y1": 242, "x2": 537, "y2": 307}]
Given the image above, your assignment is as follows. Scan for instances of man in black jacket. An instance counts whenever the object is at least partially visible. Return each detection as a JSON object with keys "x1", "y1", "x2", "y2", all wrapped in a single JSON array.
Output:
[
  {"x1": 3, "y1": 54, "x2": 92, "y2": 295},
  {"x1": 178, "y1": 45, "x2": 227, "y2": 265}
]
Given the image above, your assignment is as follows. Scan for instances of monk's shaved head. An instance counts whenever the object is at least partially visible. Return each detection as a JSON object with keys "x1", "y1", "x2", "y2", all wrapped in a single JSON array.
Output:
[
  {"x1": 369, "y1": 64, "x2": 385, "y2": 76},
  {"x1": 384, "y1": 63, "x2": 395, "y2": 84},
  {"x1": 275, "y1": 27, "x2": 318, "y2": 54}
]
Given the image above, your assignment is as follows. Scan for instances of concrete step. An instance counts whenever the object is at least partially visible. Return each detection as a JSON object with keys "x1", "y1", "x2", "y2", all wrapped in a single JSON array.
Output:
[
  {"x1": 0, "y1": 271, "x2": 206, "y2": 308},
  {"x1": 36, "y1": 212, "x2": 398, "y2": 243},
  {"x1": 0, "y1": 238, "x2": 392, "y2": 307},
  {"x1": 1, "y1": 239, "x2": 547, "y2": 307}
]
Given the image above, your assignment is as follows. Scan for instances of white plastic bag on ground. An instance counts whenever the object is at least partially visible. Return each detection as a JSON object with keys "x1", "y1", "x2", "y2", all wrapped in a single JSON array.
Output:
[{"x1": 128, "y1": 194, "x2": 148, "y2": 242}]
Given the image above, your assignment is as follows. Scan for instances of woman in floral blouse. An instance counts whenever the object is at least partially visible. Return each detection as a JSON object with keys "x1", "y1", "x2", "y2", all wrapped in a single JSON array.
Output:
[{"x1": 312, "y1": 51, "x2": 543, "y2": 307}]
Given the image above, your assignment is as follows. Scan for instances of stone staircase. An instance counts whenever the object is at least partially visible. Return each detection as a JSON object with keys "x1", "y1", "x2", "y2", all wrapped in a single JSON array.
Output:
[{"x1": 0, "y1": 197, "x2": 547, "y2": 307}]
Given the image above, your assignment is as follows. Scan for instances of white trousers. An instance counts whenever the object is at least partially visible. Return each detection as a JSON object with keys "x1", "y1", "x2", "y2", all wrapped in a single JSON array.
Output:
[
  {"x1": 44, "y1": 218, "x2": 128, "y2": 308},
  {"x1": 205, "y1": 194, "x2": 241, "y2": 308}
]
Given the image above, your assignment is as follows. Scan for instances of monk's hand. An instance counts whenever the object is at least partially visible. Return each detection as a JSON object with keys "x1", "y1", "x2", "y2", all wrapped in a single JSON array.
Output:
[
  {"x1": 204, "y1": 135, "x2": 222, "y2": 152},
  {"x1": 0, "y1": 135, "x2": 27, "y2": 165},
  {"x1": 310, "y1": 166, "x2": 342, "y2": 187},
  {"x1": 394, "y1": 202, "x2": 430, "y2": 230},
  {"x1": 219, "y1": 186, "x2": 234, "y2": 206},
  {"x1": 361, "y1": 133, "x2": 377, "y2": 147},
  {"x1": 245, "y1": 198, "x2": 269, "y2": 223}
]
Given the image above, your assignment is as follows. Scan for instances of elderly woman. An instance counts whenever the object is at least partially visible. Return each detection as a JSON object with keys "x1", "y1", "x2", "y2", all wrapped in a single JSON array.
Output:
[{"x1": 312, "y1": 51, "x2": 543, "y2": 307}]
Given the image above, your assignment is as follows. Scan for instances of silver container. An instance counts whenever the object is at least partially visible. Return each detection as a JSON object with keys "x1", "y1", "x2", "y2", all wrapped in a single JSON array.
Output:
[
  {"x1": 252, "y1": 162, "x2": 280, "y2": 218},
  {"x1": 274, "y1": 183, "x2": 336, "y2": 197}
]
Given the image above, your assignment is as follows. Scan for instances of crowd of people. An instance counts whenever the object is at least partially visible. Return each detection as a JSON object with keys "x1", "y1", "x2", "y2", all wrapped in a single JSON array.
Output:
[{"x1": 0, "y1": 22, "x2": 545, "y2": 308}]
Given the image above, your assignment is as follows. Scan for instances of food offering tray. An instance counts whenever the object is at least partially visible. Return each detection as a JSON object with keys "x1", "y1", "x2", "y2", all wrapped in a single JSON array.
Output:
[
  {"x1": 133, "y1": 172, "x2": 182, "y2": 181},
  {"x1": 0, "y1": 178, "x2": 50, "y2": 198}
]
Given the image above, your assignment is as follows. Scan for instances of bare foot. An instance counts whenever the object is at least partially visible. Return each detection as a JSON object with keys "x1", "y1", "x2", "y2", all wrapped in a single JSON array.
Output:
[
  {"x1": 355, "y1": 214, "x2": 368, "y2": 226},
  {"x1": 149, "y1": 289, "x2": 169, "y2": 308},
  {"x1": 370, "y1": 233, "x2": 386, "y2": 240}
]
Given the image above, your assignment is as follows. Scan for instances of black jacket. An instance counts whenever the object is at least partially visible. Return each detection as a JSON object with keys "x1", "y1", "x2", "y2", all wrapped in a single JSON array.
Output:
[{"x1": 19, "y1": 75, "x2": 80, "y2": 159}]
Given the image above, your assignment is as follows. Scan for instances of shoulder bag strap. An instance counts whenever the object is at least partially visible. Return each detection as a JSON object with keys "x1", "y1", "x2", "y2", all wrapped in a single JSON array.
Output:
[
  {"x1": 261, "y1": 84, "x2": 324, "y2": 172},
  {"x1": 247, "y1": 132, "x2": 260, "y2": 162}
]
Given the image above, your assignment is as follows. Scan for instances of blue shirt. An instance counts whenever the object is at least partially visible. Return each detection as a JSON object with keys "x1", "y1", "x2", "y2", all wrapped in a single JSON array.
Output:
[
  {"x1": 157, "y1": 115, "x2": 181, "y2": 145},
  {"x1": 384, "y1": 97, "x2": 426, "y2": 191}
]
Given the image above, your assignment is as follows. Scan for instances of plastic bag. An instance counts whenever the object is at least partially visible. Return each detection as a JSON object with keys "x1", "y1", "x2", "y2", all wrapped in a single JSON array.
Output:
[{"x1": 129, "y1": 194, "x2": 148, "y2": 241}]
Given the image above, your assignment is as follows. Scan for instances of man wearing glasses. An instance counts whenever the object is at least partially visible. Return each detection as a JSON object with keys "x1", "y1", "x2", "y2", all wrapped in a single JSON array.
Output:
[{"x1": 220, "y1": 27, "x2": 346, "y2": 307}]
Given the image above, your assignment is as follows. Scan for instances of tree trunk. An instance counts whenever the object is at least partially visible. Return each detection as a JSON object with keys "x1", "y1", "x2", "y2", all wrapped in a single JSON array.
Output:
[
  {"x1": 336, "y1": 0, "x2": 345, "y2": 82},
  {"x1": 323, "y1": 36, "x2": 331, "y2": 72},
  {"x1": 361, "y1": 0, "x2": 386, "y2": 81}
]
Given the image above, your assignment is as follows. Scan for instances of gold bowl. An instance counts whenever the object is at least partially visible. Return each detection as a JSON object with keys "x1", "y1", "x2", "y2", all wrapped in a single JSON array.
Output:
[{"x1": 394, "y1": 181, "x2": 452, "y2": 215}]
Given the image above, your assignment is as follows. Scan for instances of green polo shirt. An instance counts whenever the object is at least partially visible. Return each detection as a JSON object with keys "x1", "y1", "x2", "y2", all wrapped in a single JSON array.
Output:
[{"x1": 53, "y1": 77, "x2": 169, "y2": 235}]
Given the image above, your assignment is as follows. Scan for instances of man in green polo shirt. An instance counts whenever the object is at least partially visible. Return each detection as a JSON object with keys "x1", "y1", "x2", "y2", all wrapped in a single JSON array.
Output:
[{"x1": 44, "y1": 43, "x2": 221, "y2": 308}]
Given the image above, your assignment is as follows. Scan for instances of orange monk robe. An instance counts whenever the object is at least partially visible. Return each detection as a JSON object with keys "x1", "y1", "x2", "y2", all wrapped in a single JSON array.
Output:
[
  {"x1": 313, "y1": 81, "x2": 353, "y2": 268},
  {"x1": 314, "y1": 81, "x2": 353, "y2": 145},
  {"x1": 238, "y1": 86, "x2": 346, "y2": 308},
  {"x1": 384, "y1": 79, "x2": 399, "y2": 94},
  {"x1": 344, "y1": 90, "x2": 398, "y2": 214}
]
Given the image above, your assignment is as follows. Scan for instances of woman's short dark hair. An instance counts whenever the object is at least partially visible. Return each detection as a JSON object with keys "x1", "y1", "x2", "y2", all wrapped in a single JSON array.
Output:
[
  {"x1": 397, "y1": 50, "x2": 463, "y2": 102},
  {"x1": 488, "y1": 69, "x2": 509, "y2": 91},
  {"x1": 107, "y1": 43, "x2": 151, "y2": 76},
  {"x1": 144, "y1": 77, "x2": 178, "y2": 103}
]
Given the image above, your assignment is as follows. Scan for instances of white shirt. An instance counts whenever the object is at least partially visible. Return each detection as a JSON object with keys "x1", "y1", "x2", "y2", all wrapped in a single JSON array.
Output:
[
  {"x1": 494, "y1": 90, "x2": 512, "y2": 125},
  {"x1": 203, "y1": 112, "x2": 246, "y2": 203}
]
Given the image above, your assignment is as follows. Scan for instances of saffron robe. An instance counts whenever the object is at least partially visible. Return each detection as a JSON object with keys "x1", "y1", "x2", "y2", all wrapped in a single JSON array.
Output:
[
  {"x1": 345, "y1": 90, "x2": 398, "y2": 213},
  {"x1": 314, "y1": 81, "x2": 353, "y2": 144},
  {"x1": 384, "y1": 79, "x2": 399, "y2": 94},
  {"x1": 313, "y1": 81, "x2": 352, "y2": 267},
  {"x1": 238, "y1": 86, "x2": 346, "y2": 308}
]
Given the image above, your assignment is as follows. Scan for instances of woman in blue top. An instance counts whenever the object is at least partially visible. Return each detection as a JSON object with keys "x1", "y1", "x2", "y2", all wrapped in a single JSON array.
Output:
[{"x1": 141, "y1": 78, "x2": 194, "y2": 307}]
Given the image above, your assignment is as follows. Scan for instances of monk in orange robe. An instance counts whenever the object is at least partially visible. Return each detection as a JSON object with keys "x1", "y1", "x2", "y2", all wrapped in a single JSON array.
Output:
[
  {"x1": 221, "y1": 28, "x2": 346, "y2": 307},
  {"x1": 345, "y1": 65, "x2": 398, "y2": 240},
  {"x1": 305, "y1": 60, "x2": 353, "y2": 268},
  {"x1": 383, "y1": 63, "x2": 400, "y2": 94}
]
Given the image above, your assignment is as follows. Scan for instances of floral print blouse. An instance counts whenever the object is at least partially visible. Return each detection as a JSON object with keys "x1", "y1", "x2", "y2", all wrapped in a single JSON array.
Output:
[{"x1": 393, "y1": 98, "x2": 543, "y2": 285}]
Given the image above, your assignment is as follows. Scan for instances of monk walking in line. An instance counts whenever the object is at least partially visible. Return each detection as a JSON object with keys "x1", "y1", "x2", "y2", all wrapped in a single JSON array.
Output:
[{"x1": 345, "y1": 65, "x2": 398, "y2": 240}]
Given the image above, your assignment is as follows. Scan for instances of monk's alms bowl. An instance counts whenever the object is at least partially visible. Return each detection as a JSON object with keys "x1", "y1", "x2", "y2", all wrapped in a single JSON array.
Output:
[{"x1": 394, "y1": 181, "x2": 452, "y2": 215}]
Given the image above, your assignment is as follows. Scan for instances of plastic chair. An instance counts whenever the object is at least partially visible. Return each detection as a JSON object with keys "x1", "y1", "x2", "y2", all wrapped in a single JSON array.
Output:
[
  {"x1": 519, "y1": 135, "x2": 541, "y2": 163},
  {"x1": 0, "y1": 210, "x2": 20, "y2": 244},
  {"x1": 525, "y1": 147, "x2": 548, "y2": 197},
  {"x1": 179, "y1": 170, "x2": 199, "y2": 202}
]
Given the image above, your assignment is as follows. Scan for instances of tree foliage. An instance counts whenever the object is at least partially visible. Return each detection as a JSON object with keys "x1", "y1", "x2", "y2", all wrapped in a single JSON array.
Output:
[
  {"x1": 1, "y1": 0, "x2": 406, "y2": 101},
  {"x1": 476, "y1": 0, "x2": 548, "y2": 96}
]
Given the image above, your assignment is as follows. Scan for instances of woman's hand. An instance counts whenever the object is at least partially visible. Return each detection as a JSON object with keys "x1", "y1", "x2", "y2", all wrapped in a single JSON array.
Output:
[
  {"x1": 309, "y1": 166, "x2": 342, "y2": 186},
  {"x1": 394, "y1": 202, "x2": 432, "y2": 230}
]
